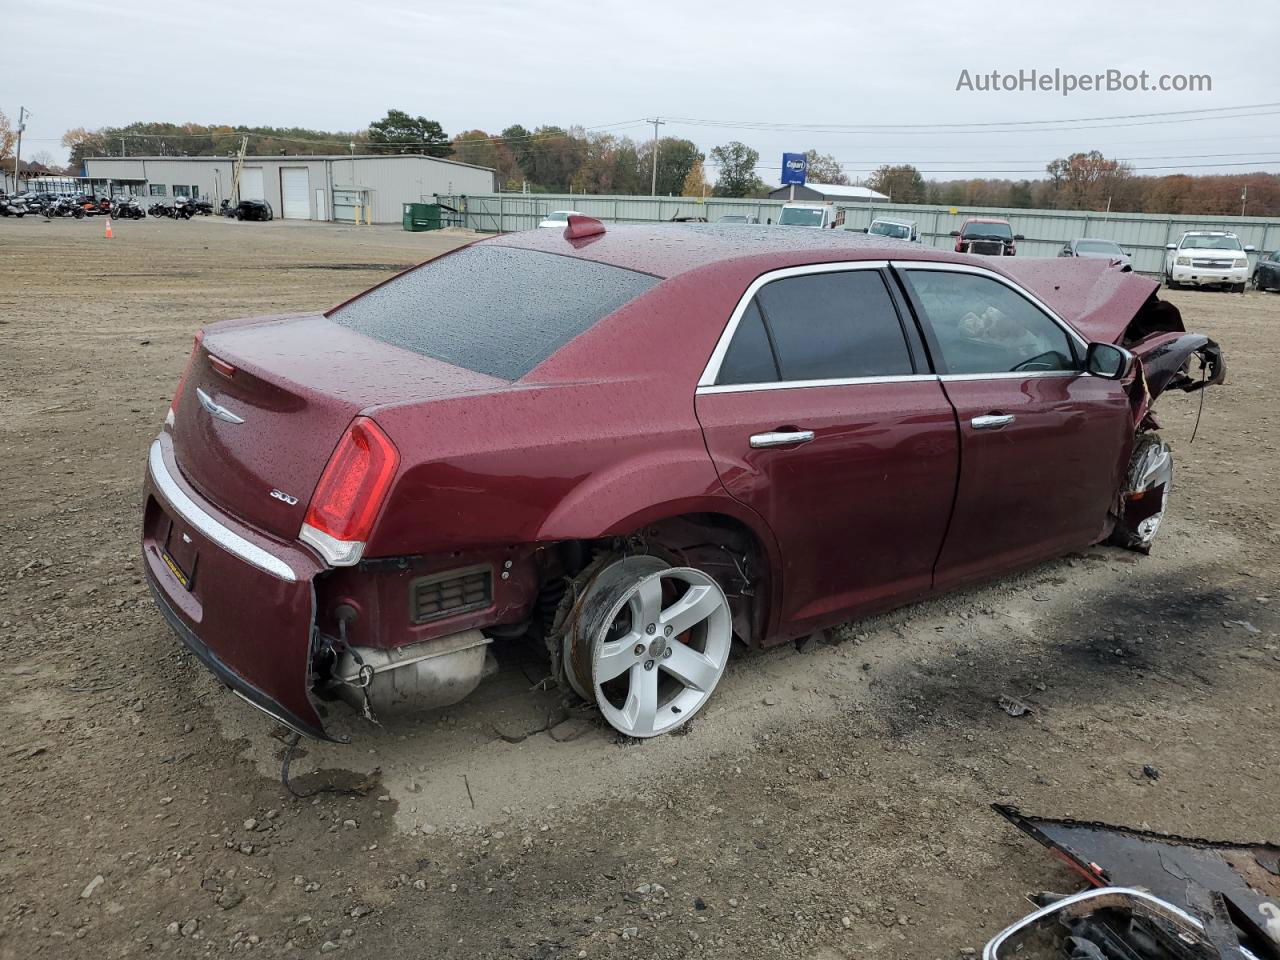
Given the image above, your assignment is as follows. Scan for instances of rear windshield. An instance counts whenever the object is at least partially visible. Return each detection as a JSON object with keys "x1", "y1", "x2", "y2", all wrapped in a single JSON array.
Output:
[{"x1": 327, "y1": 245, "x2": 659, "y2": 380}]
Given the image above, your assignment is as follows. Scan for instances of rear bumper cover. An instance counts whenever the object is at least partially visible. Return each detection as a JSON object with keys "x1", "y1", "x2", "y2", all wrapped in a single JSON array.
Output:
[
  {"x1": 145, "y1": 570, "x2": 328, "y2": 739},
  {"x1": 142, "y1": 434, "x2": 331, "y2": 739}
]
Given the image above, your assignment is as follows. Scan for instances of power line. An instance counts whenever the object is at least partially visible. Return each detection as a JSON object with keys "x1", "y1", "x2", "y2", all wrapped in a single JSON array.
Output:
[{"x1": 664, "y1": 101, "x2": 1280, "y2": 132}]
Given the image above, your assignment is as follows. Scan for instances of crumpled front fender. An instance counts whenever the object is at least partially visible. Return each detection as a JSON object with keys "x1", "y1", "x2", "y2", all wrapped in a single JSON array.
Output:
[{"x1": 1128, "y1": 332, "x2": 1225, "y2": 426}]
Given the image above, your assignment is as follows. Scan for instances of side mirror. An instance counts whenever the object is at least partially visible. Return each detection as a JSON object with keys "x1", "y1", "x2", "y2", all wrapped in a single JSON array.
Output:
[
  {"x1": 1244, "y1": 245, "x2": 1256, "y2": 252},
  {"x1": 1085, "y1": 342, "x2": 1133, "y2": 380},
  {"x1": 861, "y1": 227, "x2": 868, "y2": 233},
  {"x1": 1013, "y1": 234, "x2": 1025, "y2": 241},
  {"x1": 1165, "y1": 243, "x2": 1177, "y2": 250},
  {"x1": 949, "y1": 230, "x2": 960, "y2": 237}
]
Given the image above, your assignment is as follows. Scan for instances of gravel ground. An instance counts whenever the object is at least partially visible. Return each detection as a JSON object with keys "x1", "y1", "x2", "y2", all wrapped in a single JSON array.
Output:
[{"x1": 1, "y1": 215, "x2": 1278, "y2": 960}]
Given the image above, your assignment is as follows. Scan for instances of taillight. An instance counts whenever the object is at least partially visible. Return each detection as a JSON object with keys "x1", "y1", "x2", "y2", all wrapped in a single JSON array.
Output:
[
  {"x1": 165, "y1": 330, "x2": 204, "y2": 427},
  {"x1": 299, "y1": 417, "x2": 400, "y2": 567}
]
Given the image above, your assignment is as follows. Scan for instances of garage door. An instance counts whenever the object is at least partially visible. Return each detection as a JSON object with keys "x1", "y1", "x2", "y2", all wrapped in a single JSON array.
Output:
[
  {"x1": 281, "y1": 168, "x2": 310, "y2": 219},
  {"x1": 238, "y1": 167, "x2": 265, "y2": 201}
]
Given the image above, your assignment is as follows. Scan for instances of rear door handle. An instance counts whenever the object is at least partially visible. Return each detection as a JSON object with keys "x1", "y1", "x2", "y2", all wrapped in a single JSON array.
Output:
[
  {"x1": 971, "y1": 414, "x2": 1015, "y2": 430},
  {"x1": 750, "y1": 430, "x2": 815, "y2": 449}
]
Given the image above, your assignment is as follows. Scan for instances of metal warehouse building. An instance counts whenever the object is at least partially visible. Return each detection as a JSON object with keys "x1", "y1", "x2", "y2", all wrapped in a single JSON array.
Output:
[
  {"x1": 82, "y1": 154, "x2": 495, "y2": 224},
  {"x1": 766, "y1": 182, "x2": 889, "y2": 203}
]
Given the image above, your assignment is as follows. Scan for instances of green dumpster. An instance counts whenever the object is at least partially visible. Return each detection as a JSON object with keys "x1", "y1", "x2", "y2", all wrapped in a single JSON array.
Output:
[{"x1": 402, "y1": 202, "x2": 443, "y2": 232}]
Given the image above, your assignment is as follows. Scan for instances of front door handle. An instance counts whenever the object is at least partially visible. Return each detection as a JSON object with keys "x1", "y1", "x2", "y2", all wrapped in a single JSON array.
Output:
[
  {"x1": 750, "y1": 430, "x2": 815, "y2": 449},
  {"x1": 971, "y1": 414, "x2": 1015, "y2": 430}
]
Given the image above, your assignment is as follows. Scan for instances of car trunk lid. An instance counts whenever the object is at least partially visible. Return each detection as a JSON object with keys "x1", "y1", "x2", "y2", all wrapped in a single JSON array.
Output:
[{"x1": 170, "y1": 314, "x2": 505, "y2": 540}]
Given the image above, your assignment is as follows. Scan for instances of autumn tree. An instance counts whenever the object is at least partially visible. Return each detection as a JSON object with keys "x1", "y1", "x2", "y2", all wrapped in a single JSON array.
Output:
[
  {"x1": 868, "y1": 164, "x2": 926, "y2": 203},
  {"x1": 1044, "y1": 150, "x2": 1133, "y2": 210},
  {"x1": 710, "y1": 141, "x2": 764, "y2": 198},
  {"x1": 451, "y1": 130, "x2": 521, "y2": 187},
  {"x1": 801, "y1": 149, "x2": 847, "y2": 185},
  {"x1": 0, "y1": 111, "x2": 16, "y2": 162},
  {"x1": 681, "y1": 160, "x2": 708, "y2": 197},
  {"x1": 368, "y1": 110, "x2": 451, "y2": 156},
  {"x1": 638, "y1": 137, "x2": 703, "y2": 196}
]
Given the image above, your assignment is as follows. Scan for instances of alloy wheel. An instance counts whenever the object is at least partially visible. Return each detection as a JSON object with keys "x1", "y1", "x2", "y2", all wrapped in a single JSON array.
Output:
[{"x1": 567, "y1": 560, "x2": 732, "y2": 738}]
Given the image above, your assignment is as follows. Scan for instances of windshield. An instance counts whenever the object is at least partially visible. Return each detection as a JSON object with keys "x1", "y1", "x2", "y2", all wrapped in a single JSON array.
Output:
[
  {"x1": 778, "y1": 207, "x2": 826, "y2": 227},
  {"x1": 962, "y1": 221, "x2": 1013, "y2": 241},
  {"x1": 1076, "y1": 240, "x2": 1123, "y2": 256},
  {"x1": 328, "y1": 245, "x2": 659, "y2": 380},
  {"x1": 1180, "y1": 234, "x2": 1242, "y2": 251},
  {"x1": 869, "y1": 221, "x2": 911, "y2": 240}
]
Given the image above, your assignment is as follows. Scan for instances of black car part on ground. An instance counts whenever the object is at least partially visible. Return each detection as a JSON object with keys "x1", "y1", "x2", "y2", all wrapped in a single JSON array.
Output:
[{"x1": 991, "y1": 804, "x2": 1280, "y2": 958}]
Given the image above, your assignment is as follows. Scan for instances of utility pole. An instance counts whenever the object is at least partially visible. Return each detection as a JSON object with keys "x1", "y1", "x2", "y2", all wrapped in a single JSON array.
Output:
[
  {"x1": 13, "y1": 106, "x2": 27, "y2": 193},
  {"x1": 646, "y1": 117, "x2": 665, "y2": 196}
]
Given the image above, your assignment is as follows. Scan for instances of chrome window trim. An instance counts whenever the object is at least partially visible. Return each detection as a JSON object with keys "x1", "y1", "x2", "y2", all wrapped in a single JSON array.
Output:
[
  {"x1": 890, "y1": 259, "x2": 1090, "y2": 355},
  {"x1": 939, "y1": 370, "x2": 1082, "y2": 382},
  {"x1": 696, "y1": 373, "x2": 937, "y2": 396},
  {"x1": 148, "y1": 439, "x2": 298, "y2": 582},
  {"x1": 696, "y1": 259, "x2": 891, "y2": 388}
]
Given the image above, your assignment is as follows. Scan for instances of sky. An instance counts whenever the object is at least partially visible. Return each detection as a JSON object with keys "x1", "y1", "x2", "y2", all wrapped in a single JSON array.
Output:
[{"x1": 5, "y1": 0, "x2": 1279, "y2": 185}]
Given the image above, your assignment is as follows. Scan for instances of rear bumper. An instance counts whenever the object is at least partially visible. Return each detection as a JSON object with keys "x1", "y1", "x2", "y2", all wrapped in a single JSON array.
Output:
[{"x1": 142, "y1": 434, "x2": 331, "y2": 739}]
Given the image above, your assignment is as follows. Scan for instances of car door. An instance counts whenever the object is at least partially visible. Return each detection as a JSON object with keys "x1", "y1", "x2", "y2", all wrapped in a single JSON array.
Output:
[
  {"x1": 695, "y1": 262, "x2": 959, "y2": 639},
  {"x1": 894, "y1": 263, "x2": 1135, "y2": 589}
]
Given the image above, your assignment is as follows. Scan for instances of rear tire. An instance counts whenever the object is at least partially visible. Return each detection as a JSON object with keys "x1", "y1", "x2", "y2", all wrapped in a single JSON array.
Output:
[
  {"x1": 562, "y1": 555, "x2": 732, "y2": 738},
  {"x1": 1109, "y1": 433, "x2": 1173, "y2": 554}
]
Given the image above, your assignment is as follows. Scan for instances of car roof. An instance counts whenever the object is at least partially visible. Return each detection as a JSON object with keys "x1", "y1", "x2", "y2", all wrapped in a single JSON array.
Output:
[
  {"x1": 1074, "y1": 237, "x2": 1121, "y2": 244},
  {"x1": 963, "y1": 217, "x2": 1010, "y2": 224},
  {"x1": 872, "y1": 217, "x2": 914, "y2": 225},
  {"x1": 484, "y1": 223, "x2": 952, "y2": 279}
]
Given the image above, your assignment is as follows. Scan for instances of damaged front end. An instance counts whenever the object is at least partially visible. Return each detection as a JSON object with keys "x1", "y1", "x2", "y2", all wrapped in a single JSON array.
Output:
[{"x1": 986, "y1": 805, "x2": 1280, "y2": 959}]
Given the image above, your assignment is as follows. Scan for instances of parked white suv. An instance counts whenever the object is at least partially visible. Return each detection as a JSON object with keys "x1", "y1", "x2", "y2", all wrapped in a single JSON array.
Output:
[{"x1": 1164, "y1": 231, "x2": 1254, "y2": 292}]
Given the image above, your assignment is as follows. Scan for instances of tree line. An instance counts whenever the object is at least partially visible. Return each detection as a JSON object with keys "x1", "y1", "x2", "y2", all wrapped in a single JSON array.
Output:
[{"x1": 10, "y1": 109, "x2": 1278, "y2": 217}]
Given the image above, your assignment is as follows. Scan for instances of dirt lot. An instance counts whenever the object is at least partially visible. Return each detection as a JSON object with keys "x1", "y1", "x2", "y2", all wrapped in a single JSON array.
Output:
[{"x1": 1, "y1": 215, "x2": 1278, "y2": 960}]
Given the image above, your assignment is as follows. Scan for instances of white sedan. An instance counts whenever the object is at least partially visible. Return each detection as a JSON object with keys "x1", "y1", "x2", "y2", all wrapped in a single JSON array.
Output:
[{"x1": 538, "y1": 209, "x2": 583, "y2": 229}]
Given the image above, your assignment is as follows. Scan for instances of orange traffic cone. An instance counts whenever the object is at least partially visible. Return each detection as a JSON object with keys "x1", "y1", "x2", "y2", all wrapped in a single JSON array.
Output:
[{"x1": 104, "y1": 217, "x2": 113, "y2": 239}]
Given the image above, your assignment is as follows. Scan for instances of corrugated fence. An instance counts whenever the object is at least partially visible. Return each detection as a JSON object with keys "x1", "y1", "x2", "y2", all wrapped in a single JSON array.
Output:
[{"x1": 435, "y1": 193, "x2": 1279, "y2": 277}]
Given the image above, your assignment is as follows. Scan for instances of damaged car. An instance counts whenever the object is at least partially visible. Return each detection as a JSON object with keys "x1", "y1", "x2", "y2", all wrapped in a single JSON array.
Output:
[{"x1": 141, "y1": 218, "x2": 1225, "y2": 741}]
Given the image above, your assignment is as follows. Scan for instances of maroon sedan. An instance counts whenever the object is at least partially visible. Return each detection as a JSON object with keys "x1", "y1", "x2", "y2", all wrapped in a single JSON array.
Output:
[{"x1": 141, "y1": 218, "x2": 1224, "y2": 741}]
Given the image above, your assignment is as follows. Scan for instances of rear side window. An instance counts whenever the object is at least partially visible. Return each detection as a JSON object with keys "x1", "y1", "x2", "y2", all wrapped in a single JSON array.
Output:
[
  {"x1": 328, "y1": 245, "x2": 659, "y2": 380},
  {"x1": 746, "y1": 270, "x2": 914, "y2": 382},
  {"x1": 717, "y1": 302, "x2": 779, "y2": 385}
]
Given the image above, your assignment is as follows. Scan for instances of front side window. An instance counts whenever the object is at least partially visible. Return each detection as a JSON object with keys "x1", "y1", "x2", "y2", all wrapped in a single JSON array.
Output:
[
  {"x1": 903, "y1": 270, "x2": 1077, "y2": 375},
  {"x1": 716, "y1": 270, "x2": 914, "y2": 385}
]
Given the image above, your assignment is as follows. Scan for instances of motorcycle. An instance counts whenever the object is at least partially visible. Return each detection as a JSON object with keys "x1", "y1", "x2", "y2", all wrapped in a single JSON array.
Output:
[
  {"x1": 0, "y1": 194, "x2": 29, "y2": 217},
  {"x1": 112, "y1": 197, "x2": 145, "y2": 220},
  {"x1": 191, "y1": 198, "x2": 214, "y2": 216},
  {"x1": 172, "y1": 196, "x2": 196, "y2": 220},
  {"x1": 148, "y1": 201, "x2": 173, "y2": 218}
]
